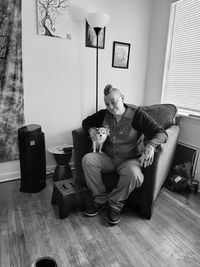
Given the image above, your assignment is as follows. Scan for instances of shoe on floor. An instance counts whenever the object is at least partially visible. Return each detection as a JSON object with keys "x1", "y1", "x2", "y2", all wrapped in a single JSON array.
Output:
[
  {"x1": 108, "y1": 207, "x2": 121, "y2": 225},
  {"x1": 84, "y1": 202, "x2": 106, "y2": 217}
]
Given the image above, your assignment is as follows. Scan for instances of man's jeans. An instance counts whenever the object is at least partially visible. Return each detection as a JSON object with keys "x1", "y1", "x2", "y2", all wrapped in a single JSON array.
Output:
[{"x1": 82, "y1": 152, "x2": 144, "y2": 211}]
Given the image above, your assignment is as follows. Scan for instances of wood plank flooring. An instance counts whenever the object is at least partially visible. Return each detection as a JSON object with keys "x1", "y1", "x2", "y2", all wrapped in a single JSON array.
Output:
[{"x1": 0, "y1": 178, "x2": 200, "y2": 267}]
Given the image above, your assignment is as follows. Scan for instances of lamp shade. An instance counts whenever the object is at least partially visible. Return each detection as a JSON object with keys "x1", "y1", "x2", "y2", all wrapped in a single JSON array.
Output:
[{"x1": 86, "y1": 12, "x2": 109, "y2": 28}]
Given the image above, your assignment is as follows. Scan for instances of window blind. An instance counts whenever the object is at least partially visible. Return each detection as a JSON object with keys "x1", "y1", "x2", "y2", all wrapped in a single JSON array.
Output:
[{"x1": 161, "y1": 0, "x2": 200, "y2": 114}]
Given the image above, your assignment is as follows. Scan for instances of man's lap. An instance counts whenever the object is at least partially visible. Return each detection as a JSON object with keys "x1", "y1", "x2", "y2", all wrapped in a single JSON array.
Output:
[{"x1": 83, "y1": 152, "x2": 142, "y2": 174}]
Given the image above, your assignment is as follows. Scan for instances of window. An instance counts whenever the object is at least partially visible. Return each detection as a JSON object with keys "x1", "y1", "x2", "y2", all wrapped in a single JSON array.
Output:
[{"x1": 161, "y1": 0, "x2": 200, "y2": 115}]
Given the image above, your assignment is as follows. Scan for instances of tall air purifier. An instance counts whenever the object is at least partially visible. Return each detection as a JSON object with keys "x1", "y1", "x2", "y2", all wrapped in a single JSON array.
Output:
[{"x1": 18, "y1": 124, "x2": 46, "y2": 193}]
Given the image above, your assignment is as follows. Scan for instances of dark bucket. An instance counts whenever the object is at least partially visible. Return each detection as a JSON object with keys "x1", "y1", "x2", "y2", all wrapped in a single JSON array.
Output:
[{"x1": 31, "y1": 257, "x2": 57, "y2": 267}]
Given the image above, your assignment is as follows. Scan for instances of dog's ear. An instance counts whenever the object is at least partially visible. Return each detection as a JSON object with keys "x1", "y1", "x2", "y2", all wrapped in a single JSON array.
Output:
[
  {"x1": 90, "y1": 127, "x2": 98, "y2": 132},
  {"x1": 89, "y1": 127, "x2": 98, "y2": 138}
]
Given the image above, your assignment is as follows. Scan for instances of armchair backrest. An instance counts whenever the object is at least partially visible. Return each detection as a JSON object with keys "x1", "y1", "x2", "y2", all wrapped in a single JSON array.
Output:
[{"x1": 128, "y1": 103, "x2": 177, "y2": 129}]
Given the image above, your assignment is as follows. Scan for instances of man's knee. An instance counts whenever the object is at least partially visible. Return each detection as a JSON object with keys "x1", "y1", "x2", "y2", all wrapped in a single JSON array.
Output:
[
  {"x1": 82, "y1": 153, "x2": 91, "y2": 167},
  {"x1": 82, "y1": 153, "x2": 100, "y2": 170},
  {"x1": 129, "y1": 166, "x2": 144, "y2": 187},
  {"x1": 118, "y1": 165, "x2": 144, "y2": 187}
]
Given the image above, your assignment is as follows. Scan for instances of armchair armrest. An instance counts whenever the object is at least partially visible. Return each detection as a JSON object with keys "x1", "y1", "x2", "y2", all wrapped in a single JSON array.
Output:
[
  {"x1": 149, "y1": 125, "x2": 180, "y2": 201},
  {"x1": 72, "y1": 128, "x2": 91, "y2": 187},
  {"x1": 129, "y1": 124, "x2": 180, "y2": 218}
]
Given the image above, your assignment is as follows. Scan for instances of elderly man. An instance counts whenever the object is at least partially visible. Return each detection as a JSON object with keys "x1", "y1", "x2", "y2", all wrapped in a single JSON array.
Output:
[{"x1": 82, "y1": 84, "x2": 167, "y2": 225}]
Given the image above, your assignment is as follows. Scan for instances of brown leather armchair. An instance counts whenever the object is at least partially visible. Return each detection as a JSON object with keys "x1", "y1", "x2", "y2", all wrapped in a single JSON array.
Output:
[{"x1": 72, "y1": 104, "x2": 180, "y2": 219}]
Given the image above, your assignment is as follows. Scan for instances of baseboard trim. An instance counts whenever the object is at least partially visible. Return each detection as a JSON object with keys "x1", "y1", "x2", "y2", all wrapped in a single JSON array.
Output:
[
  {"x1": 0, "y1": 165, "x2": 56, "y2": 183},
  {"x1": 0, "y1": 171, "x2": 21, "y2": 183}
]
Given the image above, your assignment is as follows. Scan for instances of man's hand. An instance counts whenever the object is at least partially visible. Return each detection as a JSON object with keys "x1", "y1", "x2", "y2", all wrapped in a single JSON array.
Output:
[{"x1": 140, "y1": 144, "x2": 155, "y2": 168}]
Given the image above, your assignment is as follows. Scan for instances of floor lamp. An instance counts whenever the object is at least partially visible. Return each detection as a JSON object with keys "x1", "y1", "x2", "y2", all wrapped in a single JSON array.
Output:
[{"x1": 86, "y1": 13, "x2": 109, "y2": 112}]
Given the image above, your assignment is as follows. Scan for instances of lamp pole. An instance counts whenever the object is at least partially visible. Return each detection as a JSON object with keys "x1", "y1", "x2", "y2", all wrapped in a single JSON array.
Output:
[
  {"x1": 86, "y1": 12, "x2": 109, "y2": 113},
  {"x1": 94, "y1": 27, "x2": 101, "y2": 113}
]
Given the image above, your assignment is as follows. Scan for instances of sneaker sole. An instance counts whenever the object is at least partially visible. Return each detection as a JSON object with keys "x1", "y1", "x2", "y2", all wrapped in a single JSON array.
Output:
[
  {"x1": 108, "y1": 217, "x2": 121, "y2": 225},
  {"x1": 84, "y1": 206, "x2": 106, "y2": 217}
]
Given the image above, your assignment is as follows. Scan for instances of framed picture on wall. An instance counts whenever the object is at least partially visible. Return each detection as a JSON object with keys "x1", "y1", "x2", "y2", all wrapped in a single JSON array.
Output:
[
  {"x1": 85, "y1": 21, "x2": 105, "y2": 49},
  {"x1": 112, "y1": 41, "x2": 131, "y2": 68},
  {"x1": 37, "y1": 0, "x2": 71, "y2": 39}
]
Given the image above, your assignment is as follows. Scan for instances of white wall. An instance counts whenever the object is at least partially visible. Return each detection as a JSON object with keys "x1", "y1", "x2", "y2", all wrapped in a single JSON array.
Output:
[
  {"x1": 144, "y1": 0, "x2": 200, "y2": 181},
  {"x1": 144, "y1": 0, "x2": 171, "y2": 105},
  {"x1": 0, "y1": 0, "x2": 153, "y2": 182}
]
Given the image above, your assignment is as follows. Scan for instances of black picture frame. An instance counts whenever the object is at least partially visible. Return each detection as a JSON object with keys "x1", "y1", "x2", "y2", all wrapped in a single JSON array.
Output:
[
  {"x1": 112, "y1": 41, "x2": 131, "y2": 69},
  {"x1": 85, "y1": 21, "x2": 105, "y2": 49}
]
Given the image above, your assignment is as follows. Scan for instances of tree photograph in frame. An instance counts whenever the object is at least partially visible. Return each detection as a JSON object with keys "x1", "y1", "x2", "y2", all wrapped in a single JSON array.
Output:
[
  {"x1": 85, "y1": 21, "x2": 105, "y2": 49},
  {"x1": 112, "y1": 41, "x2": 131, "y2": 68}
]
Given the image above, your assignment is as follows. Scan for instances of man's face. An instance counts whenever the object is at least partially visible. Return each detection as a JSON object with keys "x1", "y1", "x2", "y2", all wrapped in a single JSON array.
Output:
[{"x1": 104, "y1": 91, "x2": 124, "y2": 116}]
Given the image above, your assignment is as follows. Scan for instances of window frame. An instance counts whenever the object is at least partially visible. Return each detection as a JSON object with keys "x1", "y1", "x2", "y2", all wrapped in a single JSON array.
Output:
[{"x1": 161, "y1": 0, "x2": 200, "y2": 117}]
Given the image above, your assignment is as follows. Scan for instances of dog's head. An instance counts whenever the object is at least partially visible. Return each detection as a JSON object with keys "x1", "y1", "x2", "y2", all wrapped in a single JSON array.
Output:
[{"x1": 96, "y1": 127, "x2": 109, "y2": 142}]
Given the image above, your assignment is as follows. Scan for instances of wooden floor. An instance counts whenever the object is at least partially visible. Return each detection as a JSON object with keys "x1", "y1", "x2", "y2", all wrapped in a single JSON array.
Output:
[{"x1": 0, "y1": 178, "x2": 200, "y2": 267}]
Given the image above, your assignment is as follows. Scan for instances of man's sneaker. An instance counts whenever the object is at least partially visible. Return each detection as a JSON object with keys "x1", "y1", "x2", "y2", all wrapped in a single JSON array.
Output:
[
  {"x1": 108, "y1": 207, "x2": 121, "y2": 225},
  {"x1": 84, "y1": 202, "x2": 106, "y2": 217}
]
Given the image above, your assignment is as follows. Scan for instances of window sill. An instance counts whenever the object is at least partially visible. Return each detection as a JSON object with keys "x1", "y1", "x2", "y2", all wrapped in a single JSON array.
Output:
[
  {"x1": 177, "y1": 109, "x2": 200, "y2": 121},
  {"x1": 177, "y1": 113, "x2": 200, "y2": 123}
]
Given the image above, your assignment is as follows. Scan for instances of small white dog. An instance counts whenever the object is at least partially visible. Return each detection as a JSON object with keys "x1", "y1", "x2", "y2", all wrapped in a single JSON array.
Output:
[{"x1": 89, "y1": 127, "x2": 109, "y2": 153}]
